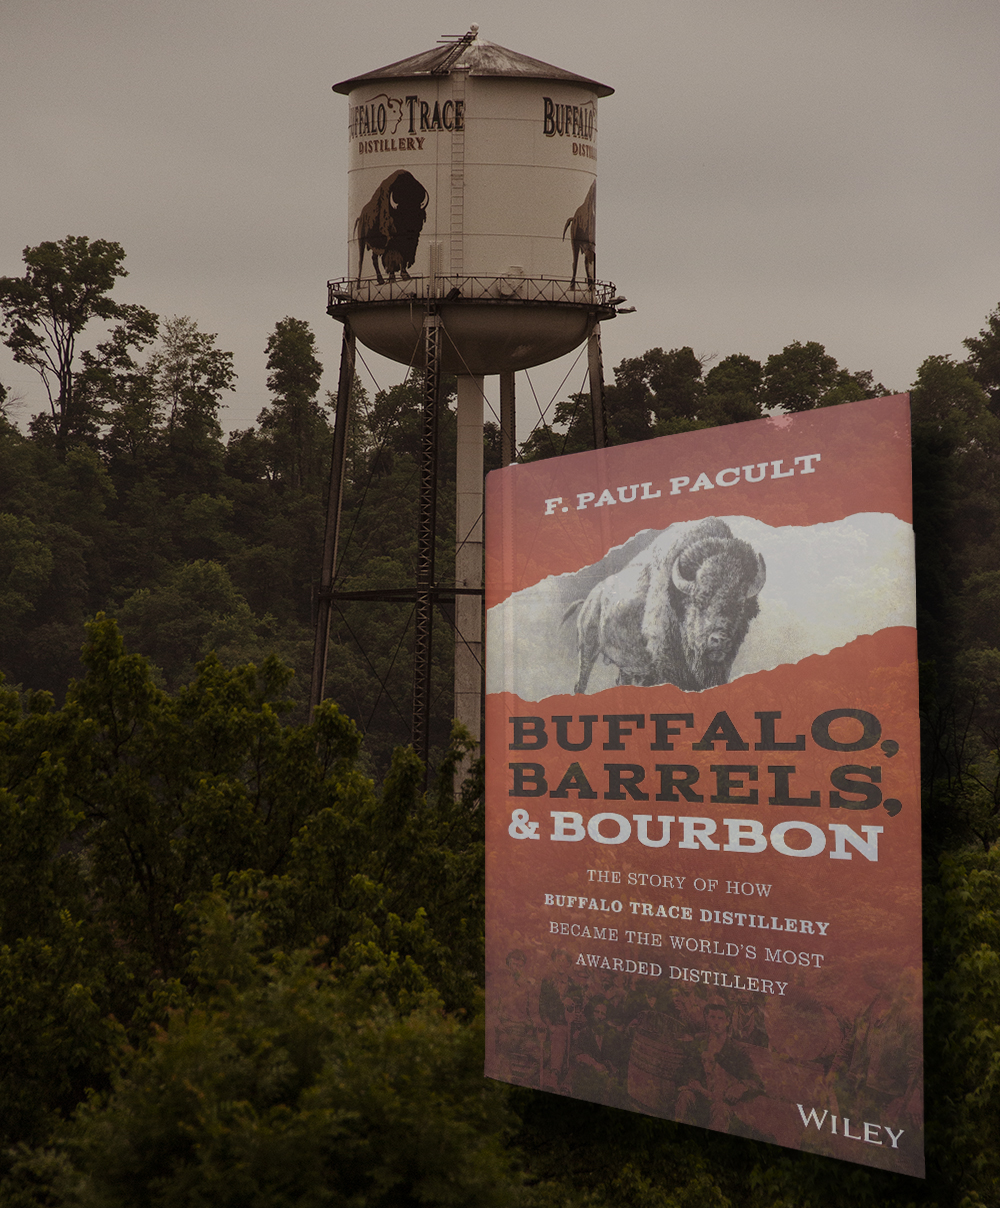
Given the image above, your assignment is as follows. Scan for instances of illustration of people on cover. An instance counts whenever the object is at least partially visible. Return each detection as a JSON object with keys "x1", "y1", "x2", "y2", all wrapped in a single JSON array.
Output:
[
  {"x1": 494, "y1": 947, "x2": 920, "y2": 1168},
  {"x1": 538, "y1": 949, "x2": 575, "y2": 1090},
  {"x1": 626, "y1": 986, "x2": 693, "y2": 1113},
  {"x1": 491, "y1": 950, "x2": 544, "y2": 1085},
  {"x1": 831, "y1": 967, "x2": 923, "y2": 1137},
  {"x1": 570, "y1": 996, "x2": 626, "y2": 1106},
  {"x1": 675, "y1": 999, "x2": 766, "y2": 1135}
]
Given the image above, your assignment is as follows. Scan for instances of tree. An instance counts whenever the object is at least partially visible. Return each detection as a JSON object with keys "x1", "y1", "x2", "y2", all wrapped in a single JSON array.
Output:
[
  {"x1": 910, "y1": 354, "x2": 998, "y2": 455},
  {"x1": 963, "y1": 301, "x2": 1000, "y2": 413},
  {"x1": 9, "y1": 895, "x2": 516, "y2": 1208},
  {"x1": 0, "y1": 675, "x2": 121, "y2": 1148},
  {"x1": 0, "y1": 615, "x2": 490, "y2": 1172},
  {"x1": 908, "y1": 355, "x2": 999, "y2": 663},
  {"x1": 139, "y1": 315, "x2": 235, "y2": 493},
  {"x1": 85, "y1": 340, "x2": 159, "y2": 472},
  {"x1": 0, "y1": 513, "x2": 54, "y2": 628},
  {"x1": 257, "y1": 317, "x2": 326, "y2": 490},
  {"x1": 699, "y1": 353, "x2": 765, "y2": 426},
  {"x1": 151, "y1": 316, "x2": 235, "y2": 446},
  {"x1": 115, "y1": 560, "x2": 288, "y2": 691},
  {"x1": 923, "y1": 847, "x2": 1000, "y2": 1202},
  {"x1": 520, "y1": 348, "x2": 710, "y2": 463},
  {"x1": 761, "y1": 340, "x2": 885, "y2": 414},
  {"x1": 608, "y1": 346, "x2": 705, "y2": 441},
  {"x1": 0, "y1": 237, "x2": 157, "y2": 449},
  {"x1": 0, "y1": 426, "x2": 121, "y2": 695}
]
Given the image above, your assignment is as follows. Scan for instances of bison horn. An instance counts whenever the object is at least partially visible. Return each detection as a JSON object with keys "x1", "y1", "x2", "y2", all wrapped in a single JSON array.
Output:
[
  {"x1": 390, "y1": 194, "x2": 398, "y2": 209},
  {"x1": 745, "y1": 553, "x2": 766, "y2": 599},
  {"x1": 671, "y1": 560, "x2": 695, "y2": 595}
]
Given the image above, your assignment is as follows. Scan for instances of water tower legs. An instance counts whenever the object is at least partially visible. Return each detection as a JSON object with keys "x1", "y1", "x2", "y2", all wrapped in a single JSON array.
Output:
[
  {"x1": 310, "y1": 323, "x2": 356, "y2": 714},
  {"x1": 413, "y1": 314, "x2": 442, "y2": 768},
  {"x1": 454, "y1": 373, "x2": 485, "y2": 760},
  {"x1": 500, "y1": 371, "x2": 516, "y2": 465},
  {"x1": 588, "y1": 324, "x2": 608, "y2": 449}
]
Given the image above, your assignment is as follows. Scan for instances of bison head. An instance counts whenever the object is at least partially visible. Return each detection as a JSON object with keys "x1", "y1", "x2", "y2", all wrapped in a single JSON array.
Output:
[
  {"x1": 386, "y1": 170, "x2": 429, "y2": 268},
  {"x1": 669, "y1": 533, "x2": 766, "y2": 688}
]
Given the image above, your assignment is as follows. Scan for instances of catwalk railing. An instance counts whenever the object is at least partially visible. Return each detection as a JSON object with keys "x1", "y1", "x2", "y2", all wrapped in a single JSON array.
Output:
[{"x1": 327, "y1": 274, "x2": 618, "y2": 310}]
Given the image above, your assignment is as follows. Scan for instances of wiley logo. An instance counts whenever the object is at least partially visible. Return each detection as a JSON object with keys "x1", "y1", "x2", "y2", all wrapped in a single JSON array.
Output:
[{"x1": 797, "y1": 1105, "x2": 904, "y2": 1149}]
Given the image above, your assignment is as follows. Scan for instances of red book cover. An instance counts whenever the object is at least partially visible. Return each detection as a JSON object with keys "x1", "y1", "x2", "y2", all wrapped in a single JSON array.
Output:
[{"x1": 484, "y1": 396, "x2": 923, "y2": 1177}]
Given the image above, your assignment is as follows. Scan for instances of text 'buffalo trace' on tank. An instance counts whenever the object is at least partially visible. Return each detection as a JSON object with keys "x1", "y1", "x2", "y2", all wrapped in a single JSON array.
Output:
[
  {"x1": 564, "y1": 519, "x2": 766, "y2": 694},
  {"x1": 562, "y1": 180, "x2": 596, "y2": 288},
  {"x1": 354, "y1": 169, "x2": 429, "y2": 284}
]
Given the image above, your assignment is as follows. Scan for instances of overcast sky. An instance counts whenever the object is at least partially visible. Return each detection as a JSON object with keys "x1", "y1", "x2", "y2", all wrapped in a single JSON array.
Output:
[{"x1": 3, "y1": 0, "x2": 999, "y2": 438}]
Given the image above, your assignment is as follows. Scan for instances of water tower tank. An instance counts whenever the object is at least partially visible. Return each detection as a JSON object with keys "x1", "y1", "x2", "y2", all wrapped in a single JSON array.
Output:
[{"x1": 330, "y1": 27, "x2": 615, "y2": 374}]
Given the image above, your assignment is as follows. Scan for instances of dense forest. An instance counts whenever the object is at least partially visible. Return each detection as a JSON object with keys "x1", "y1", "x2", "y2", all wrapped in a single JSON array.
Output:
[{"x1": 0, "y1": 235, "x2": 997, "y2": 1204}]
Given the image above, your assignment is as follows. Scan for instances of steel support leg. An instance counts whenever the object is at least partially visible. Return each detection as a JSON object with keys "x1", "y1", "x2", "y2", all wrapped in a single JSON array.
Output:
[
  {"x1": 412, "y1": 313, "x2": 441, "y2": 768},
  {"x1": 309, "y1": 324, "x2": 356, "y2": 713},
  {"x1": 588, "y1": 324, "x2": 607, "y2": 450},
  {"x1": 500, "y1": 370, "x2": 516, "y2": 465},
  {"x1": 454, "y1": 374, "x2": 484, "y2": 775}
]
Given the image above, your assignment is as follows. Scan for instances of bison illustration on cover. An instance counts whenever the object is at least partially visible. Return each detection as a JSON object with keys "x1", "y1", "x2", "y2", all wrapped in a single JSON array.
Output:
[
  {"x1": 562, "y1": 180, "x2": 596, "y2": 288},
  {"x1": 355, "y1": 169, "x2": 429, "y2": 284},
  {"x1": 564, "y1": 519, "x2": 766, "y2": 693}
]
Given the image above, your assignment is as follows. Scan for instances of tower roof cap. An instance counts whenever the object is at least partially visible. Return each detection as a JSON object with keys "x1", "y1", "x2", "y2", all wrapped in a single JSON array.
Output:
[{"x1": 333, "y1": 29, "x2": 613, "y2": 97}]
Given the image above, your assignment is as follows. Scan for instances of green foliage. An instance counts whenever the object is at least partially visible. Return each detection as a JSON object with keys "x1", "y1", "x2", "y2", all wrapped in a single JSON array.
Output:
[
  {"x1": 1, "y1": 899, "x2": 516, "y2": 1208},
  {"x1": 0, "y1": 513, "x2": 54, "y2": 622},
  {"x1": 521, "y1": 342, "x2": 883, "y2": 465},
  {"x1": 0, "y1": 237, "x2": 158, "y2": 449},
  {"x1": 910, "y1": 354, "x2": 998, "y2": 455},
  {"x1": 60, "y1": 911, "x2": 516, "y2": 1208},
  {"x1": 256, "y1": 317, "x2": 327, "y2": 491},
  {"x1": 60, "y1": 617, "x2": 320, "y2": 980},
  {"x1": 699, "y1": 353, "x2": 765, "y2": 427},
  {"x1": 519, "y1": 347, "x2": 710, "y2": 462},
  {"x1": 0, "y1": 676, "x2": 120, "y2": 1148},
  {"x1": 924, "y1": 848, "x2": 1000, "y2": 1205},
  {"x1": 4, "y1": 233, "x2": 1000, "y2": 1204},
  {"x1": 115, "y1": 562, "x2": 289, "y2": 691},
  {"x1": 147, "y1": 316, "x2": 236, "y2": 491},
  {"x1": 963, "y1": 302, "x2": 1000, "y2": 413},
  {"x1": 0, "y1": 619, "x2": 491, "y2": 1196},
  {"x1": 759, "y1": 340, "x2": 884, "y2": 414}
]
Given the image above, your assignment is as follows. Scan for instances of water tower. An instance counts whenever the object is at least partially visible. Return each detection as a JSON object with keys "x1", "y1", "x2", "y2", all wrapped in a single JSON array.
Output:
[{"x1": 311, "y1": 27, "x2": 624, "y2": 767}]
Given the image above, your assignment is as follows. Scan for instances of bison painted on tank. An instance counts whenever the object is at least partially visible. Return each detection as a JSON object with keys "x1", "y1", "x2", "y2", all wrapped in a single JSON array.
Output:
[
  {"x1": 563, "y1": 519, "x2": 766, "y2": 693},
  {"x1": 562, "y1": 180, "x2": 596, "y2": 288},
  {"x1": 355, "y1": 169, "x2": 429, "y2": 284}
]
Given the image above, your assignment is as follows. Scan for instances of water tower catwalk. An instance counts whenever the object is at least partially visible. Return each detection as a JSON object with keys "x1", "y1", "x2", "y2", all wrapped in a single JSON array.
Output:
[{"x1": 311, "y1": 27, "x2": 624, "y2": 768}]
